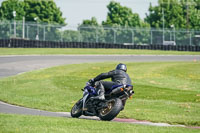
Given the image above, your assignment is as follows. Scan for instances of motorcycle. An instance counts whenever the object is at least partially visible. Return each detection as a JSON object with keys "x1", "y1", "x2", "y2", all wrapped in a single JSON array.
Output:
[{"x1": 71, "y1": 82, "x2": 134, "y2": 121}]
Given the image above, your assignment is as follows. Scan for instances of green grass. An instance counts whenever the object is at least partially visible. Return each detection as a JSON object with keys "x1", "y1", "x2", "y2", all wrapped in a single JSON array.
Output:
[
  {"x1": 0, "y1": 48, "x2": 200, "y2": 55},
  {"x1": 0, "y1": 113, "x2": 199, "y2": 133},
  {"x1": 0, "y1": 62, "x2": 200, "y2": 126}
]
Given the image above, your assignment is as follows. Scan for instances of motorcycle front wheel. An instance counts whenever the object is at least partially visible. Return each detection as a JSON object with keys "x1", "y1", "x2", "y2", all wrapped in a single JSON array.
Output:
[
  {"x1": 99, "y1": 98, "x2": 123, "y2": 121},
  {"x1": 71, "y1": 99, "x2": 83, "y2": 118}
]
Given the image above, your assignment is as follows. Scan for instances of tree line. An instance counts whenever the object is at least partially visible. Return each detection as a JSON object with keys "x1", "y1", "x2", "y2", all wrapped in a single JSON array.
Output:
[
  {"x1": 1, "y1": 0, "x2": 199, "y2": 29},
  {"x1": 0, "y1": 0, "x2": 200, "y2": 45}
]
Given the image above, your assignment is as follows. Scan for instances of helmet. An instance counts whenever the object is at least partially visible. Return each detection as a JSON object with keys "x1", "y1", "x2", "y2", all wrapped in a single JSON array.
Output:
[{"x1": 116, "y1": 63, "x2": 127, "y2": 72}]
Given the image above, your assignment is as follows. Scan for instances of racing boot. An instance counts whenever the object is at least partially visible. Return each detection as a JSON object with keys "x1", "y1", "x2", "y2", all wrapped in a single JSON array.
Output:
[{"x1": 95, "y1": 81, "x2": 105, "y2": 100}]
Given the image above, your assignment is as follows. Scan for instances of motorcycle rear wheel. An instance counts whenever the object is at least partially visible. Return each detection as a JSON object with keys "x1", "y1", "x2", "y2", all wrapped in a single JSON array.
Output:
[
  {"x1": 71, "y1": 99, "x2": 82, "y2": 118},
  {"x1": 99, "y1": 98, "x2": 122, "y2": 121}
]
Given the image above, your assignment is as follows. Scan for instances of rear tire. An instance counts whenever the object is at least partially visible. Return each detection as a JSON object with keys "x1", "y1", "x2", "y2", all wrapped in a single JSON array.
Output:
[
  {"x1": 99, "y1": 98, "x2": 122, "y2": 121},
  {"x1": 71, "y1": 99, "x2": 82, "y2": 118}
]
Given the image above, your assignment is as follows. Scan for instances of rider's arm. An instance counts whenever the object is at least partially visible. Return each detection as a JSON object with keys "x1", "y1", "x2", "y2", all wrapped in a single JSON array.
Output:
[{"x1": 93, "y1": 70, "x2": 115, "y2": 82}]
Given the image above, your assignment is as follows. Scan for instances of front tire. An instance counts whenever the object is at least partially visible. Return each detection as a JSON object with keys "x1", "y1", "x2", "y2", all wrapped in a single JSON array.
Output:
[
  {"x1": 71, "y1": 99, "x2": 82, "y2": 118},
  {"x1": 99, "y1": 98, "x2": 123, "y2": 121}
]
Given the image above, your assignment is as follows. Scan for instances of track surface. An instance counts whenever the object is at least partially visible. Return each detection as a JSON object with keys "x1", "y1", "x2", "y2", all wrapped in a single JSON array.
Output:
[
  {"x1": 0, "y1": 55, "x2": 199, "y2": 78},
  {"x1": 0, "y1": 55, "x2": 200, "y2": 127}
]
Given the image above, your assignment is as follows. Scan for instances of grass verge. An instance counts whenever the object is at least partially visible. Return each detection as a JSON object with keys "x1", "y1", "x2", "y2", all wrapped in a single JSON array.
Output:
[
  {"x1": 0, "y1": 48, "x2": 200, "y2": 55},
  {"x1": 0, "y1": 62, "x2": 200, "y2": 126},
  {"x1": 0, "y1": 113, "x2": 199, "y2": 133}
]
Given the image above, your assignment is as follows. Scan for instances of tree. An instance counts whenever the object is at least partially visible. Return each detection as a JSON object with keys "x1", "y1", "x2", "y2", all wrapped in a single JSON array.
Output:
[
  {"x1": 145, "y1": 0, "x2": 200, "y2": 30},
  {"x1": 78, "y1": 17, "x2": 106, "y2": 43},
  {"x1": 194, "y1": 0, "x2": 200, "y2": 9},
  {"x1": 23, "y1": 0, "x2": 66, "y2": 41},
  {"x1": 78, "y1": 1, "x2": 151, "y2": 44},
  {"x1": 81, "y1": 17, "x2": 99, "y2": 26},
  {"x1": 0, "y1": 0, "x2": 25, "y2": 20},
  {"x1": 0, "y1": 20, "x2": 10, "y2": 39},
  {"x1": 0, "y1": 0, "x2": 66, "y2": 25},
  {"x1": 102, "y1": 1, "x2": 143, "y2": 27},
  {"x1": 62, "y1": 30, "x2": 79, "y2": 42},
  {"x1": 101, "y1": 1, "x2": 150, "y2": 44},
  {"x1": 0, "y1": 0, "x2": 66, "y2": 40},
  {"x1": 24, "y1": 0, "x2": 65, "y2": 24},
  {"x1": 185, "y1": 0, "x2": 200, "y2": 30}
]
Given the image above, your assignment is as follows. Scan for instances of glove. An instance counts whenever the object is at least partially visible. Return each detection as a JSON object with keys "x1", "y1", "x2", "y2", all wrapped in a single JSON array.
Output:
[
  {"x1": 88, "y1": 78, "x2": 95, "y2": 86},
  {"x1": 88, "y1": 78, "x2": 94, "y2": 84}
]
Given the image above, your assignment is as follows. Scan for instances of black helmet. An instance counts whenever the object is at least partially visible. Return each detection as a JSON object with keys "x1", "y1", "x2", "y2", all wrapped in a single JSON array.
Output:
[{"x1": 116, "y1": 63, "x2": 127, "y2": 72}]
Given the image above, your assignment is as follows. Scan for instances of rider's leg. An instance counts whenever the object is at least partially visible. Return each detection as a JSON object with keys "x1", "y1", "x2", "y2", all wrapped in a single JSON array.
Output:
[
  {"x1": 95, "y1": 81, "x2": 119, "y2": 100},
  {"x1": 101, "y1": 81, "x2": 118, "y2": 91}
]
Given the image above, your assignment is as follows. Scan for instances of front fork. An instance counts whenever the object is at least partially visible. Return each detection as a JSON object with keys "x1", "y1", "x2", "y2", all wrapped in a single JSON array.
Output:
[{"x1": 82, "y1": 90, "x2": 89, "y2": 111}]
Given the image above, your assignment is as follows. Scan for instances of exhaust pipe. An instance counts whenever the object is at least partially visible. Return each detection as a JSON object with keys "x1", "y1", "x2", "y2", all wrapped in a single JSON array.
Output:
[{"x1": 110, "y1": 87, "x2": 123, "y2": 95}]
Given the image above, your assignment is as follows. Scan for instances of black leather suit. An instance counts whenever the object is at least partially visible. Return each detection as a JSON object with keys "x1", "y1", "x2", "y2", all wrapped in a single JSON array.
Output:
[{"x1": 93, "y1": 69, "x2": 132, "y2": 95}]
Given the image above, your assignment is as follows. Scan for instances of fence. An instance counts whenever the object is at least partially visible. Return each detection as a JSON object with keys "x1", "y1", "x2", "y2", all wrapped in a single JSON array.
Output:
[
  {"x1": 0, "y1": 38, "x2": 199, "y2": 51},
  {"x1": 0, "y1": 20, "x2": 200, "y2": 46}
]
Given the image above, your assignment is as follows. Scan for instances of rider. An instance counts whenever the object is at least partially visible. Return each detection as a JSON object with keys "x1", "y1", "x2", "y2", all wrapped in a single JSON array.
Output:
[{"x1": 88, "y1": 63, "x2": 132, "y2": 100}]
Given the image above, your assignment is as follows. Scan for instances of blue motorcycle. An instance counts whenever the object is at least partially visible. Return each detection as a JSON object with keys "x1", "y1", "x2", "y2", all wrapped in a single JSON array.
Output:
[{"x1": 71, "y1": 82, "x2": 134, "y2": 121}]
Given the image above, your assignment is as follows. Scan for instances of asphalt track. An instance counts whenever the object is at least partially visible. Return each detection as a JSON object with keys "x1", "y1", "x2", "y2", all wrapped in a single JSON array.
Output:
[
  {"x1": 0, "y1": 55, "x2": 199, "y2": 78},
  {"x1": 0, "y1": 55, "x2": 200, "y2": 128}
]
